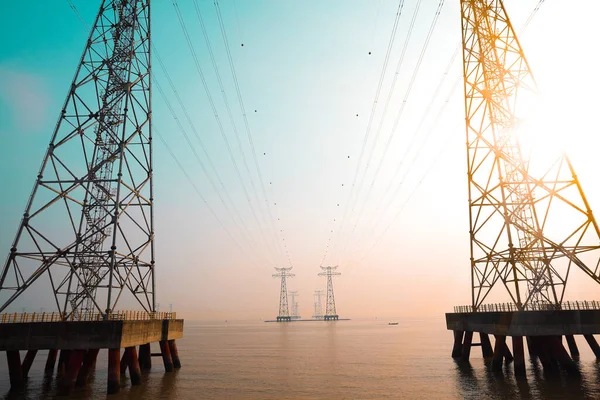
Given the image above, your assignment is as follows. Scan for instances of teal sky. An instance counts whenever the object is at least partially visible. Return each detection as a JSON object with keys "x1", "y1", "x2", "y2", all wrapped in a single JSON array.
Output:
[{"x1": 1, "y1": 0, "x2": 599, "y2": 320}]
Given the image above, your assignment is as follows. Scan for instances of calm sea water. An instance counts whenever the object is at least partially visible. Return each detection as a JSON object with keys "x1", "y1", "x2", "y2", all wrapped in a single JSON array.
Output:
[{"x1": 2, "y1": 317, "x2": 600, "y2": 399}]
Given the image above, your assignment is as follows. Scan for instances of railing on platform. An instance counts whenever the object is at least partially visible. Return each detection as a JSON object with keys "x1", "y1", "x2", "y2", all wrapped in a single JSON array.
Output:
[
  {"x1": 453, "y1": 300, "x2": 600, "y2": 313},
  {"x1": 0, "y1": 310, "x2": 177, "y2": 323}
]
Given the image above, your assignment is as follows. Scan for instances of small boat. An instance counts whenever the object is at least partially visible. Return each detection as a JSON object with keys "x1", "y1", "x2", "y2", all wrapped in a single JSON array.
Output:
[{"x1": 388, "y1": 322, "x2": 398, "y2": 325}]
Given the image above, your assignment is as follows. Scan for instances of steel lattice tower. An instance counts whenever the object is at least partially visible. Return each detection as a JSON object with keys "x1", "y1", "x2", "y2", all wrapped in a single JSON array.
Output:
[
  {"x1": 0, "y1": 0, "x2": 154, "y2": 319},
  {"x1": 288, "y1": 291, "x2": 299, "y2": 318},
  {"x1": 273, "y1": 267, "x2": 294, "y2": 322},
  {"x1": 313, "y1": 290, "x2": 324, "y2": 319},
  {"x1": 461, "y1": 0, "x2": 600, "y2": 310},
  {"x1": 319, "y1": 266, "x2": 340, "y2": 320}
]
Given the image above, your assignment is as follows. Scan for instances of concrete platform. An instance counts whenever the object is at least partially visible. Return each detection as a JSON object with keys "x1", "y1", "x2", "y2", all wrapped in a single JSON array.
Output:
[
  {"x1": 446, "y1": 310, "x2": 600, "y2": 336},
  {"x1": 0, "y1": 319, "x2": 184, "y2": 351}
]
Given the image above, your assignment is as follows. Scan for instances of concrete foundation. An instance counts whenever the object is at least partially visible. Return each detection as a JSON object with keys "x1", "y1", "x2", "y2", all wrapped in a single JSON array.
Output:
[{"x1": 0, "y1": 318, "x2": 184, "y2": 395}]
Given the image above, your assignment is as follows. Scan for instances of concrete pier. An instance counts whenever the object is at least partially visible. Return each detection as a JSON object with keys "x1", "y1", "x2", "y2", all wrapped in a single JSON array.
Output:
[
  {"x1": 0, "y1": 315, "x2": 184, "y2": 395},
  {"x1": 447, "y1": 307, "x2": 600, "y2": 377}
]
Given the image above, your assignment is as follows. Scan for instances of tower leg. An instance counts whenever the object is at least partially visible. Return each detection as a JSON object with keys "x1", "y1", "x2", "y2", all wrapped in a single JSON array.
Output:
[
  {"x1": 76, "y1": 349, "x2": 99, "y2": 387},
  {"x1": 58, "y1": 349, "x2": 85, "y2": 395},
  {"x1": 584, "y1": 334, "x2": 600, "y2": 358},
  {"x1": 107, "y1": 348, "x2": 121, "y2": 395},
  {"x1": 139, "y1": 343, "x2": 152, "y2": 370},
  {"x1": 452, "y1": 330, "x2": 464, "y2": 358},
  {"x1": 168, "y1": 340, "x2": 181, "y2": 369},
  {"x1": 461, "y1": 331, "x2": 473, "y2": 361},
  {"x1": 159, "y1": 340, "x2": 174, "y2": 372},
  {"x1": 21, "y1": 350, "x2": 37, "y2": 377},
  {"x1": 512, "y1": 336, "x2": 526, "y2": 377},
  {"x1": 127, "y1": 346, "x2": 142, "y2": 385},
  {"x1": 6, "y1": 350, "x2": 24, "y2": 389},
  {"x1": 492, "y1": 335, "x2": 506, "y2": 371},
  {"x1": 45, "y1": 349, "x2": 58, "y2": 374},
  {"x1": 565, "y1": 335, "x2": 580, "y2": 358},
  {"x1": 480, "y1": 333, "x2": 493, "y2": 359}
]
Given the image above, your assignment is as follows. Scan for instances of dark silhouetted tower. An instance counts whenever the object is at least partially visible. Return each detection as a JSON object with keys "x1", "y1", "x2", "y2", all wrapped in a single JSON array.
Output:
[
  {"x1": 319, "y1": 266, "x2": 341, "y2": 320},
  {"x1": 273, "y1": 267, "x2": 294, "y2": 322}
]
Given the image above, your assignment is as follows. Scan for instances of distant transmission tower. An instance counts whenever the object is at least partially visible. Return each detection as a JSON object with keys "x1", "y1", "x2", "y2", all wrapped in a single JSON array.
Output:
[
  {"x1": 0, "y1": 0, "x2": 154, "y2": 319},
  {"x1": 319, "y1": 266, "x2": 341, "y2": 320},
  {"x1": 288, "y1": 291, "x2": 300, "y2": 319},
  {"x1": 313, "y1": 290, "x2": 324, "y2": 319},
  {"x1": 462, "y1": 0, "x2": 600, "y2": 309},
  {"x1": 273, "y1": 267, "x2": 294, "y2": 322}
]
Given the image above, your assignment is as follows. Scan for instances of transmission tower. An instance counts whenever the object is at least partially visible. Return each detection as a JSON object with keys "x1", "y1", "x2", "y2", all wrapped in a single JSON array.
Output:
[
  {"x1": 319, "y1": 266, "x2": 341, "y2": 320},
  {"x1": 0, "y1": 0, "x2": 154, "y2": 319},
  {"x1": 461, "y1": 0, "x2": 600, "y2": 310},
  {"x1": 273, "y1": 267, "x2": 294, "y2": 322},
  {"x1": 313, "y1": 290, "x2": 324, "y2": 319},
  {"x1": 288, "y1": 291, "x2": 300, "y2": 319}
]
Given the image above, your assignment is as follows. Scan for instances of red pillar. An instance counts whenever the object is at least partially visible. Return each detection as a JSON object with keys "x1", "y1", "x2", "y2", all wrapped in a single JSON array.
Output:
[
  {"x1": 21, "y1": 349, "x2": 38, "y2": 377},
  {"x1": 127, "y1": 346, "x2": 142, "y2": 385},
  {"x1": 76, "y1": 348, "x2": 99, "y2": 387},
  {"x1": 6, "y1": 350, "x2": 24, "y2": 389},
  {"x1": 107, "y1": 348, "x2": 121, "y2": 395},
  {"x1": 58, "y1": 349, "x2": 85, "y2": 395},
  {"x1": 139, "y1": 343, "x2": 152, "y2": 370},
  {"x1": 159, "y1": 340, "x2": 174, "y2": 372},
  {"x1": 168, "y1": 340, "x2": 181, "y2": 369},
  {"x1": 120, "y1": 348, "x2": 131, "y2": 375},
  {"x1": 45, "y1": 349, "x2": 58, "y2": 373}
]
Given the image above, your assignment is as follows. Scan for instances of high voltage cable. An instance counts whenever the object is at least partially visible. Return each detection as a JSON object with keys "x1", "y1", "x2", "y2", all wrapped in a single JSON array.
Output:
[
  {"x1": 214, "y1": 0, "x2": 293, "y2": 267},
  {"x1": 190, "y1": 1, "x2": 275, "y2": 258},
  {"x1": 341, "y1": 0, "x2": 549, "y2": 269},
  {"x1": 320, "y1": 0, "x2": 405, "y2": 266},
  {"x1": 153, "y1": 77, "x2": 273, "y2": 266},
  {"x1": 340, "y1": 0, "x2": 446, "y2": 258},
  {"x1": 171, "y1": 0, "x2": 283, "y2": 264},
  {"x1": 154, "y1": 128, "x2": 263, "y2": 269}
]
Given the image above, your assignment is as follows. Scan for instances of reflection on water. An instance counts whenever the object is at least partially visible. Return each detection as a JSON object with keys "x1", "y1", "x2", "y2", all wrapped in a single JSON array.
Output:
[{"x1": 1, "y1": 318, "x2": 600, "y2": 399}]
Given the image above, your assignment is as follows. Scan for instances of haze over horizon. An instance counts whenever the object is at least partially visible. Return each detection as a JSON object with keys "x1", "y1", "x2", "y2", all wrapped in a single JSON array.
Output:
[{"x1": 1, "y1": 0, "x2": 599, "y2": 321}]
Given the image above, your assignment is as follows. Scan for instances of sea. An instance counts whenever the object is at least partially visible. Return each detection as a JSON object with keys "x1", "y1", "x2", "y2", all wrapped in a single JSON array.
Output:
[{"x1": 1, "y1": 317, "x2": 600, "y2": 399}]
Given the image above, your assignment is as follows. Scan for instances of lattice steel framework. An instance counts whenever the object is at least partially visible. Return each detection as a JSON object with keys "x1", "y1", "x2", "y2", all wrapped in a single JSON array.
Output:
[
  {"x1": 319, "y1": 266, "x2": 340, "y2": 317},
  {"x1": 273, "y1": 267, "x2": 294, "y2": 318},
  {"x1": 289, "y1": 291, "x2": 299, "y2": 317},
  {"x1": 462, "y1": 0, "x2": 600, "y2": 310},
  {"x1": 0, "y1": 0, "x2": 154, "y2": 319},
  {"x1": 313, "y1": 289, "x2": 324, "y2": 318}
]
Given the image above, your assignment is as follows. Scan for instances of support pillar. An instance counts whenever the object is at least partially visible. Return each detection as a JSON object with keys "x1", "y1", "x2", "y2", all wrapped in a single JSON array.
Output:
[
  {"x1": 120, "y1": 348, "x2": 131, "y2": 375},
  {"x1": 6, "y1": 350, "x2": 24, "y2": 389},
  {"x1": 127, "y1": 346, "x2": 142, "y2": 385},
  {"x1": 76, "y1": 349, "x2": 99, "y2": 387},
  {"x1": 58, "y1": 349, "x2": 85, "y2": 395},
  {"x1": 461, "y1": 331, "x2": 473, "y2": 361},
  {"x1": 480, "y1": 333, "x2": 494, "y2": 359},
  {"x1": 565, "y1": 335, "x2": 580, "y2": 359},
  {"x1": 107, "y1": 348, "x2": 121, "y2": 395},
  {"x1": 503, "y1": 342, "x2": 514, "y2": 363},
  {"x1": 168, "y1": 340, "x2": 181, "y2": 369},
  {"x1": 22, "y1": 349, "x2": 37, "y2": 377},
  {"x1": 549, "y1": 336, "x2": 579, "y2": 376},
  {"x1": 534, "y1": 337, "x2": 558, "y2": 373},
  {"x1": 139, "y1": 343, "x2": 152, "y2": 370},
  {"x1": 159, "y1": 340, "x2": 174, "y2": 372},
  {"x1": 45, "y1": 349, "x2": 58, "y2": 373},
  {"x1": 57, "y1": 349, "x2": 71, "y2": 376},
  {"x1": 584, "y1": 334, "x2": 600, "y2": 358},
  {"x1": 512, "y1": 336, "x2": 526, "y2": 377},
  {"x1": 526, "y1": 336, "x2": 537, "y2": 359},
  {"x1": 492, "y1": 335, "x2": 506, "y2": 371},
  {"x1": 452, "y1": 330, "x2": 464, "y2": 358}
]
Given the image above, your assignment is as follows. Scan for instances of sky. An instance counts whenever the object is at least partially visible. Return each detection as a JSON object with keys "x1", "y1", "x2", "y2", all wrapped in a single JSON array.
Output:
[{"x1": 1, "y1": 0, "x2": 600, "y2": 320}]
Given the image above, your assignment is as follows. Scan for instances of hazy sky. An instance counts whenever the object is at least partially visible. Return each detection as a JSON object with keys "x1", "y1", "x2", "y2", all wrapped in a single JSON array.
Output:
[{"x1": 1, "y1": 0, "x2": 599, "y2": 320}]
